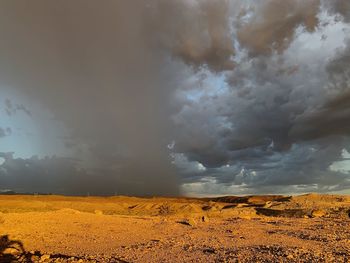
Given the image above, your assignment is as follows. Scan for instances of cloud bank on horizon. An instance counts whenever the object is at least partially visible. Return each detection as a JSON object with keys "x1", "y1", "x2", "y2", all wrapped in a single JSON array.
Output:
[{"x1": 0, "y1": 0, "x2": 350, "y2": 196}]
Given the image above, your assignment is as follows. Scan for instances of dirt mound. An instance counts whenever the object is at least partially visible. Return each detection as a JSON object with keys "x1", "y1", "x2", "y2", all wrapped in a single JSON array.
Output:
[
  {"x1": 207, "y1": 195, "x2": 291, "y2": 205},
  {"x1": 0, "y1": 193, "x2": 348, "y2": 219}
]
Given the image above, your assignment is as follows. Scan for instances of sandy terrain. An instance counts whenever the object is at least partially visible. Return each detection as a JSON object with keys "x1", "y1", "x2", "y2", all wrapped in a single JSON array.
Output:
[{"x1": 0, "y1": 194, "x2": 350, "y2": 262}]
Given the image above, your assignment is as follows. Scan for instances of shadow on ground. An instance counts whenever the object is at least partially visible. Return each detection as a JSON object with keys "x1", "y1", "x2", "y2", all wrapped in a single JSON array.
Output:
[
  {"x1": 0, "y1": 235, "x2": 32, "y2": 262},
  {"x1": 0, "y1": 235, "x2": 130, "y2": 263},
  {"x1": 0, "y1": 235, "x2": 83, "y2": 263}
]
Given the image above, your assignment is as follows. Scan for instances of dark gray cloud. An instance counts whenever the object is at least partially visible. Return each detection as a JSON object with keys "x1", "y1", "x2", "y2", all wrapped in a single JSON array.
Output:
[
  {"x1": 0, "y1": 1, "x2": 181, "y2": 196},
  {"x1": 172, "y1": 52, "x2": 330, "y2": 168},
  {"x1": 0, "y1": 152, "x2": 182, "y2": 196},
  {"x1": 179, "y1": 137, "x2": 350, "y2": 195},
  {"x1": 290, "y1": 93, "x2": 350, "y2": 141},
  {"x1": 4, "y1": 99, "x2": 31, "y2": 117},
  {"x1": 0, "y1": 127, "x2": 12, "y2": 137},
  {"x1": 324, "y1": 0, "x2": 350, "y2": 22},
  {"x1": 290, "y1": 39, "x2": 350, "y2": 141},
  {"x1": 145, "y1": 0, "x2": 236, "y2": 72},
  {"x1": 0, "y1": 0, "x2": 350, "y2": 196},
  {"x1": 0, "y1": 0, "x2": 236, "y2": 196},
  {"x1": 0, "y1": 153, "x2": 116, "y2": 195},
  {"x1": 171, "y1": 1, "x2": 350, "y2": 195},
  {"x1": 4, "y1": 99, "x2": 13, "y2": 116},
  {"x1": 236, "y1": 0, "x2": 320, "y2": 56},
  {"x1": 0, "y1": 128, "x2": 6, "y2": 138}
]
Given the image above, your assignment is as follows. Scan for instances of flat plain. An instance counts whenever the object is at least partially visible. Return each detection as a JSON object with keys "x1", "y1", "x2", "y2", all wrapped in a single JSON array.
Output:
[{"x1": 0, "y1": 193, "x2": 349, "y2": 262}]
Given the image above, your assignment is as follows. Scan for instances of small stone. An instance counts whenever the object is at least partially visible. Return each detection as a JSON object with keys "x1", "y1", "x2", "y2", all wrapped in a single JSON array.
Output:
[
  {"x1": 264, "y1": 201, "x2": 273, "y2": 208},
  {"x1": 201, "y1": 215, "x2": 209, "y2": 222},
  {"x1": 312, "y1": 210, "x2": 327, "y2": 218},
  {"x1": 203, "y1": 248, "x2": 216, "y2": 254},
  {"x1": 40, "y1": 254, "x2": 51, "y2": 261},
  {"x1": 3, "y1": 248, "x2": 20, "y2": 254},
  {"x1": 286, "y1": 254, "x2": 294, "y2": 259},
  {"x1": 94, "y1": 210, "x2": 103, "y2": 215},
  {"x1": 179, "y1": 218, "x2": 197, "y2": 226},
  {"x1": 183, "y1": 244, "x2": 193, "y2": 251},
  {"x1": 31, "y1": 255, "x2": 40, "y2": 262}
]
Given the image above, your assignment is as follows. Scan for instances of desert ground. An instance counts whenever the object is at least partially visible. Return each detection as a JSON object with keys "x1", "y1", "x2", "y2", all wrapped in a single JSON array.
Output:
[{"x1": 0, "y1": 194, "x2": 349, "y2": 263}]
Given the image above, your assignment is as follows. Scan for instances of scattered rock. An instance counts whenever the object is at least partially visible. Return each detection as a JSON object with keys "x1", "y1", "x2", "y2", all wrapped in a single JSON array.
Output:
[
  {"x1": 3, "y1": 247, "x2": 20, "y2": 254},
  {"x1": 202, "y1": 205, "x2": 212, "y2": 211},
  {"x1": 312, "y1": 210, "x2": 327, "y2": 218},
  {"x1": 264, "y1": 201, "x2": 273, "y2": 208},
  {"x1": 40, "y1": 254, "x2": 51, "y2": 262},
  {"x1": 94, "y1": 210, "x2": 103, "y2": 215},
  {"x1": 183, "y1": 244, "x2": 193, "y2": 251},
  {"x1": 201, "y1": 215, "x2": 209, "y2": 222},
  {"x1": 31, "y1": 255, "x2": 40, "y2": 262},
  {"x1": 286, "y1": 254, "x2": 294, "y2": 259},
  {"x1": 178, "y1": 218, "x2": 197, "y2": 227},
  {"x1": 203, "y1": 248, "x2": 216, "y2": 254}
]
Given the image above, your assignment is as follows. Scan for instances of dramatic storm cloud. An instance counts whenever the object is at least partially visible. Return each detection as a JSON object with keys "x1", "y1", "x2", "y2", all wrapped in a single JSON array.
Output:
[{"x1": 0, "y1": 0, "x2": 350, "y2": 196}]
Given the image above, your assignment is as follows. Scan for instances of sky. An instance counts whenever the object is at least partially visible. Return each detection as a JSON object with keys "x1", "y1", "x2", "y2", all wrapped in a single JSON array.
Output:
[{"x1": 0, "y1": 0, "x2": 350, "y2": 196}]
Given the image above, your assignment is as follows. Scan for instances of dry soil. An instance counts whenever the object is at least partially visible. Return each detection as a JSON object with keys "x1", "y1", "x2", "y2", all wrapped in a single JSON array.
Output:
[{"x1": 0, "y1": 194, "x2": 349, "y2": 262}]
